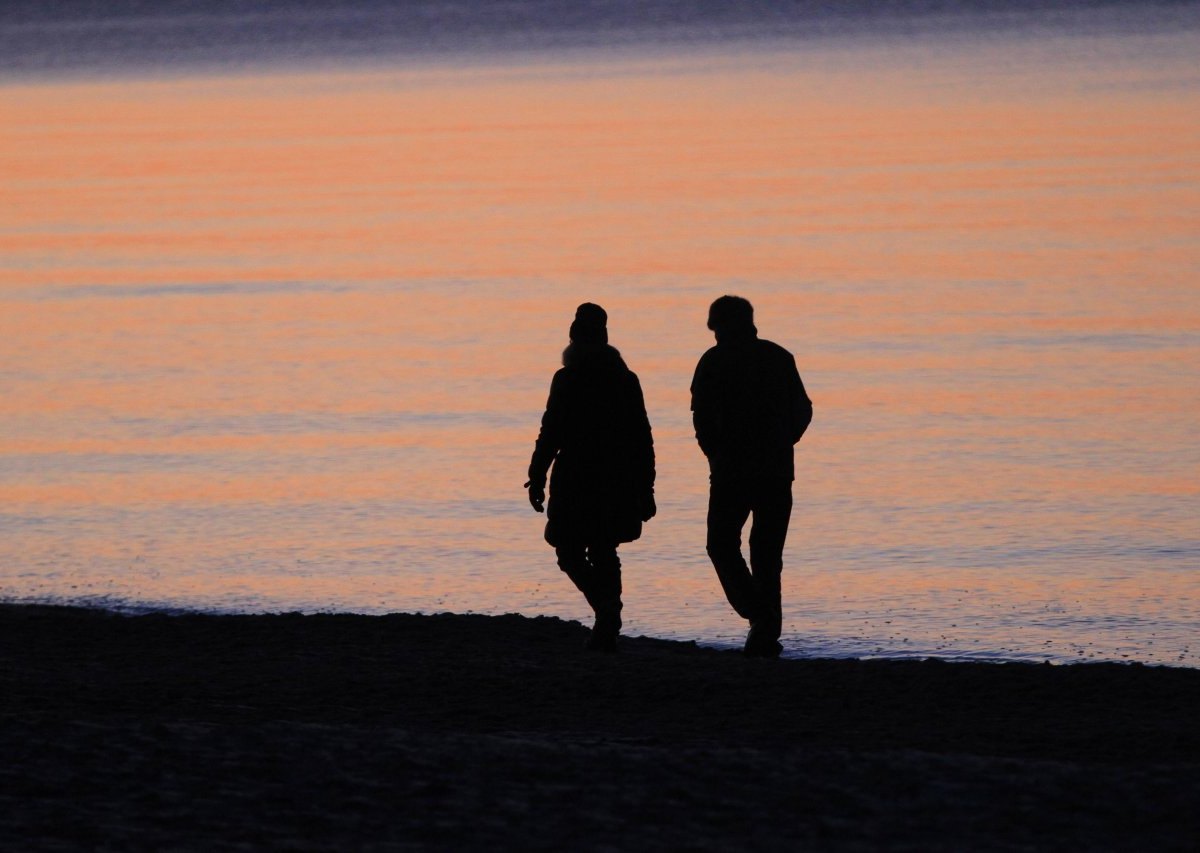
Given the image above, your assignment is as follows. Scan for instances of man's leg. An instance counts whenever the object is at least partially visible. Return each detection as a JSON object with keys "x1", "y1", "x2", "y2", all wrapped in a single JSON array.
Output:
[
  {"x1": 746, "y1": 478, "x2": 793, "y2": 653},
  {"x1": 706, "y1": 479, "x2": 758, "y2": 621}
]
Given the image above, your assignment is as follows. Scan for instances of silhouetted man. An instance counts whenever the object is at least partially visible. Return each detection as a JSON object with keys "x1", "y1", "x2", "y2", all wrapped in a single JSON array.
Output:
[{"x1": 691, "y1": 296, "x2": 812, "y2": 657}]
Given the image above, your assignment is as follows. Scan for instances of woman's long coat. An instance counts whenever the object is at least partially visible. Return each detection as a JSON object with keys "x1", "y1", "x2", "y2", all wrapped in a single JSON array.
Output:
[{"x1": 528, "y1": 344, "x2": 655, "y2": 547}]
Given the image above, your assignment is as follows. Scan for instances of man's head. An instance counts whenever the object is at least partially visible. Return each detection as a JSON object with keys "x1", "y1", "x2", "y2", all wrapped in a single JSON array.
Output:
[
  {"x1": 707, "y1": 295, "x2": 756, "y2": 339},
  {"x1": 569, "y1": 302, "x2": 608, "y2": 345}
]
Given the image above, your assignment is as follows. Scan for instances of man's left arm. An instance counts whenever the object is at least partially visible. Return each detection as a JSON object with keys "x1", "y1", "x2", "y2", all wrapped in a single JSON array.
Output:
[
  {"x1": 789, "y1": 355, "x2": 813, "y2": 444},
  {"x1": 690, "y1": 355, "x2": 721, "y2": 460}
]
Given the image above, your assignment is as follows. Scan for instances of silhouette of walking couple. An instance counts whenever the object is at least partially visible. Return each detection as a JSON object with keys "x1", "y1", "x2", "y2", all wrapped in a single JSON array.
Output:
[{"x1": 526, "y1": 296, "x2": 812, "y2": 657}]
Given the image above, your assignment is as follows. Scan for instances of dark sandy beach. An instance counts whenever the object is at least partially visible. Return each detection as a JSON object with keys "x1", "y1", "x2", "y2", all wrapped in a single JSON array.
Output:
[{"x1": 2, "y1": 605, "x2": 1198, "y2": 850}]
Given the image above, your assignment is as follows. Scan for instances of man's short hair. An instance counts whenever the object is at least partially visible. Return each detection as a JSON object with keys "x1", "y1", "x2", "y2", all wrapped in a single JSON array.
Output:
[{"x1": 707, "y1": 295, "x2": 754, "y2": 333}]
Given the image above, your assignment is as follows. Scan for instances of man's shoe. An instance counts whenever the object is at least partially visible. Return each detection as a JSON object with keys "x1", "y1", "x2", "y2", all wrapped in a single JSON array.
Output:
[{"x1": 743, "y1": 623, "x2": 783, "y2": 658}]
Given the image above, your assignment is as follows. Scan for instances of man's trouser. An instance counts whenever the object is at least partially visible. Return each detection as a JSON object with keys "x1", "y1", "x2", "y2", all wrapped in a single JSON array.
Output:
[{"x1": 706, "y1": 476, "x2": 793, "y2": 641}]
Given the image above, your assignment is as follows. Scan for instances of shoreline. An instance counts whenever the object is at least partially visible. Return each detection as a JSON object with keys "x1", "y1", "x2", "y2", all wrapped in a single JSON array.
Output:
[
  {"x1": 4, "y1": 604, "x2": 1199, "y2": 849},
  {"x1": 9, "y1": 597, "x2": 1189, "y2": 670}
]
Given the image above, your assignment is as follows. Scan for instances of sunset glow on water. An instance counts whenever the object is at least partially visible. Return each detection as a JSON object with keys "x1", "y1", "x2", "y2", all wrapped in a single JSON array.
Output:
[{"x1": 2, "y1": 12, "x2": 1198, "y2": 664}]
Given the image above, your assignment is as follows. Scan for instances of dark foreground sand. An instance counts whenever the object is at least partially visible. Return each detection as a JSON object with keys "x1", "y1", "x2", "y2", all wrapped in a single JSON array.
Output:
[{"x1": 2, "y1": 605, "x2": 1198, "y2": 851}]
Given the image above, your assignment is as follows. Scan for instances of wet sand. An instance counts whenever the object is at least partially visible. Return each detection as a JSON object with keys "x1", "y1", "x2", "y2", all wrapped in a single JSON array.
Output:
[{"x1": 3, "y1": 605, "x2": 1198, "y2": 850}]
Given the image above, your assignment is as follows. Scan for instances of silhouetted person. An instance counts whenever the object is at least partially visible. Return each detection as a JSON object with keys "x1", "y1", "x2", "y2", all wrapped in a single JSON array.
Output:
[
  {"x1": 691, "y1": 295, "x2": 812, "y2": 657},
  {"x1": 526, "y1": 303, "x2": 656, "y2": 651}
]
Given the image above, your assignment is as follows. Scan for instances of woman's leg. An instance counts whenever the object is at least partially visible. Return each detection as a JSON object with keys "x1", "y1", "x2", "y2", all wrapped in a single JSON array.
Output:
[
  {"x1": 585, "y1": 543, "x2": 622, "y2": 611},
  {"x1": 555, "y1": 544, "x2": 603, "y2": 612},
  {"x1": 585, "y1": 543, "x2": 622, "y2": 651}
]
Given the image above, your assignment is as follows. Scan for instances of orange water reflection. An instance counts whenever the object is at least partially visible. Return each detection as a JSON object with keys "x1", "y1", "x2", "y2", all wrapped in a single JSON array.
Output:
[
  {"x1": 4, "y1": 47, "x2": 1197, "y2": 289},
  {"x1": 2, "y1": 39, "x2": 1198, "y2": 663}
]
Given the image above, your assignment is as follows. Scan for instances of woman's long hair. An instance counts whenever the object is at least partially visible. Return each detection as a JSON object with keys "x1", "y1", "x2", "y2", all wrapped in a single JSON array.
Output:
[{"x1": 562, "y1": 341, "x2": 627, "y2": 370}]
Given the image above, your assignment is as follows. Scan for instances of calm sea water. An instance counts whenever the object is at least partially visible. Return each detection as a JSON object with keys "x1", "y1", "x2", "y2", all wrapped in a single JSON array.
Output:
[{"x1": 2, "y1": 2, "x2": 1198, "y2": 665}]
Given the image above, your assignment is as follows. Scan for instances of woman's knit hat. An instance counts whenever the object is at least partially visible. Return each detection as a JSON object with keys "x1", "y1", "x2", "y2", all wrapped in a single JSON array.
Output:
[{"x1": 569, "y1": 302, "x2": 608, "y2": 345}]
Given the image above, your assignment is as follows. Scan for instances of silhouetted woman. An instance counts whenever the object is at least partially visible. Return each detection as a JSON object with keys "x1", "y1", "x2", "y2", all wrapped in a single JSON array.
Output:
[{"x1": 525, "y1": 303, "x2": 656, "y2": 651}]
